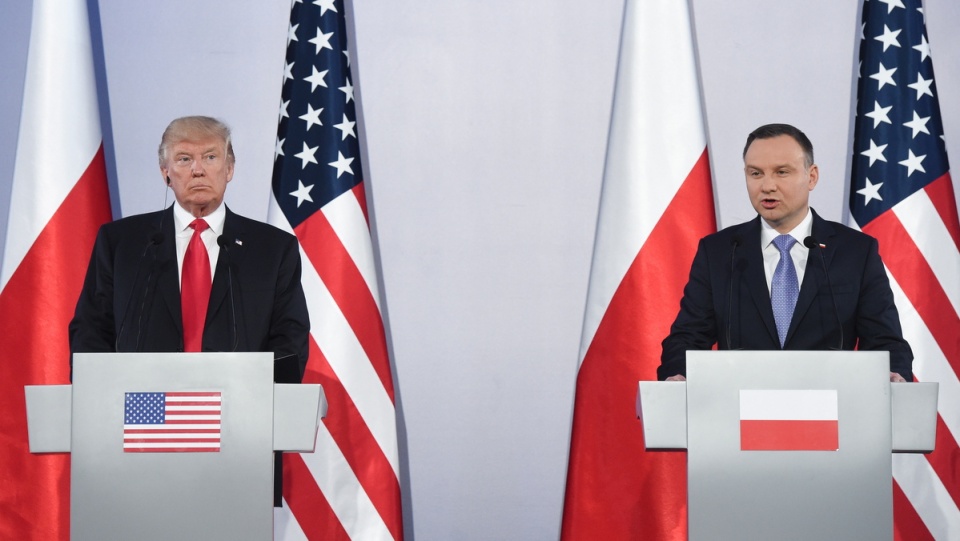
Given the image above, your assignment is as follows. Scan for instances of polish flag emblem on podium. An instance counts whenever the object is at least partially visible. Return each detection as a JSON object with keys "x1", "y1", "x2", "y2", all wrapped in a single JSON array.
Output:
[{"x1": 739, "y1": 390, "x2": 839, "y2": 451}]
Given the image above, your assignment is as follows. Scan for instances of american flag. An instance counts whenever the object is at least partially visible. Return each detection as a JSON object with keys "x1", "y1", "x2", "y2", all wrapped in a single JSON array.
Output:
[
  {"x1": 850, "y1": 0, "x2": 960, "y2": 538},
  {"x1": 123, "y1": 392, "x2": 222, "y2": 453},
  {"x1": 269, "y1": 0, "x2": 403, "y2": 539}
]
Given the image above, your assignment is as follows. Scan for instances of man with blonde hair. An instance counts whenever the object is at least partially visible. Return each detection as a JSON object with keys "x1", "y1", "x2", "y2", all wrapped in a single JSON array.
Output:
[{"x1": 70, "y1": 116, "x2": 309, "y2": 505}]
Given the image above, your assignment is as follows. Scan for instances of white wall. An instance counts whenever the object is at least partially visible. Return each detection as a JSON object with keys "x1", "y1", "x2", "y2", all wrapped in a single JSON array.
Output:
[{"x1": 2, "y1": 1, "x2": 959, "y2": 539}]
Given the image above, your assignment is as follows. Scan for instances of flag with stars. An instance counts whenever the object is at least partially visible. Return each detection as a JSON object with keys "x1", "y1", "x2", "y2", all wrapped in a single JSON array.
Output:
[
  {"x1": 123, "y1": 392, "x2": 222, "y2": 453},
  {"x1": 269, "y1": 0, "x2": 403, "y2": 539},
  {"x1": 850, "y1": 0, "x2": 960, "y2": 538}
]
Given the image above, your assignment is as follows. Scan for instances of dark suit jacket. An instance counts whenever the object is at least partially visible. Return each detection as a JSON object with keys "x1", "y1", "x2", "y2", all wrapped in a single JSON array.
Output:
[
  {"x1": 659, "y1": 210, "x2": 913, "y2": 381},
  {"x1": 69, "y1": 205, "x2": 310, "y2": 506},
  {"x1": 70, "y1": 205, "x2": 309, "y2": 369}
]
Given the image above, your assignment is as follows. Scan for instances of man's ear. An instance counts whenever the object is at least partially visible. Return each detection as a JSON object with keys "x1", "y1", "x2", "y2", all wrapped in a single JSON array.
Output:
[{"x1": 807, "y1": 164, "x2": 819, "y2": 191}]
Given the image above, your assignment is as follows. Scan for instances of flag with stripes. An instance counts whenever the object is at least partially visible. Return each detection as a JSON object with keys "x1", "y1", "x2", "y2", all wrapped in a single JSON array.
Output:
[
  {"x1": 123, "y1": 392, "x2": 222, "y2": 453},
  {"x1": 268, "y1": 0, "x2": 403, "y2": 539},
  {"x1": 849, "y1": 0, "x2": 960, "y2": 538},
  {"x1": 739, "y1": 390, "x2": 839, "y2": 452},
  {"x1": 0, "y1": 0, "x2": 113, "y2": 539},
  {"x1": 560, "y1": 0, "x2": 715, "y2": 538}
]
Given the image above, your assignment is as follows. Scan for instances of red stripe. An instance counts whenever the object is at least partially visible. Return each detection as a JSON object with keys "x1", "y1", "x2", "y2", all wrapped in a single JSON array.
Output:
[
  {"x1": 284, "y1": 452, "x2": 352, "y2": 541},
  {"x1": 864, "y1": 212, "x2": 960, "y2": 377},
  {"x1": 353, "y1": 182, "x2": 370, "y2": 225},
  {"x1": 739, "y1": 420, "x2": 839, "y2": 451},
  {"x1": 162, "y1": 420, "x2": 220, "y2": 424},
  {"x1": 923, "y1": 173, "x2": 960, "y2": 251},
  {"x1": 0, "y1": 145, "x2": 111, "y2": 541},
  {"x1": 893, "y1": 479, "x2": 934, "y2": 541},
  {"x1": 295, "y1": 211, "x2": 395, "y2": 401},
  {"x1": 562, "y1": 150, "x2": 713, "y2": 540},
  {"x1": 300, "y1": 338, "x2": 403, "y2": 539},
  {"x1": 923, "y1": 415, "x2": 960, "y2": 509},
  {"x1": 123, "y1": 438, "x2": 220, "y2": 444},
  {"x1": 165, "y1": 392, "x2": 221, "y2": 397},
  {"x1": 124, "y1": 429, "x2": 219, "y2": 434},
  {"x1": 125, "y1": 448, "x2": 220, "y2": 453}
]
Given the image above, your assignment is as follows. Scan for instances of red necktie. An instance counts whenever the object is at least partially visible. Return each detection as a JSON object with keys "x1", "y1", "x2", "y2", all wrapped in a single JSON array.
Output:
[{"x1": 182, "y1": 219, "x2": 211, "y2": 352}]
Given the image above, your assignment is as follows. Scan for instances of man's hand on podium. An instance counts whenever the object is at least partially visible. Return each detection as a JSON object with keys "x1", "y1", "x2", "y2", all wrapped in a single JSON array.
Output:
[{"x1": 665, "y1": 374, "x2": 686, "y2": 382}]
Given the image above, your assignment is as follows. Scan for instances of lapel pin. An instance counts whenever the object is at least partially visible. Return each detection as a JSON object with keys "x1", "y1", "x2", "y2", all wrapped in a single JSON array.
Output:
[{"x1": 235, "y1": 239, "x2": 243, "y2": 246}]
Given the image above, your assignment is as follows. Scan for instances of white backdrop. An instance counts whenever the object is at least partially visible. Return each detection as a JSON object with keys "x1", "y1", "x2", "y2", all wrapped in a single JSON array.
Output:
[{"x1": 2, "y1": 1, "x2": 959, "y2": 539}]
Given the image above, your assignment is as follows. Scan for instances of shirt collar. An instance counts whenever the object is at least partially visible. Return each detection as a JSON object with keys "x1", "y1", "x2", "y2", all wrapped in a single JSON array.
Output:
[
  {"x1": 760, "y1": 208, "x2": 813, "y2": 248},
  {"x1": 173, "y1": 202, "x2": 226, "y2": 237}
]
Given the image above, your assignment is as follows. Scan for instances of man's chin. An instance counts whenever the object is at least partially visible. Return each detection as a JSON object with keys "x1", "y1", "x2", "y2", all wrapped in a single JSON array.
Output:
[{"x1": 179, "y1": 198, "x2": 221, "y2": 215}]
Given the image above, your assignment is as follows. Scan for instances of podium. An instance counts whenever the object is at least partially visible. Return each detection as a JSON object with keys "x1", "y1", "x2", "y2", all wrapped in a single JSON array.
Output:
[
  {"x1": 637, "y1": 350, "x2": 938, "y2": 540},
  {"x1": 24, "y1": 352, "x2": 326, "y2": 541}
]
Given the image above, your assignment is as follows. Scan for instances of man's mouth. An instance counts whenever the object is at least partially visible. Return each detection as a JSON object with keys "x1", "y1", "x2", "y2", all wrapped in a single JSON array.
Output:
[{"x1": 760, "y1": 199, "x2": 779, "y2": 209}]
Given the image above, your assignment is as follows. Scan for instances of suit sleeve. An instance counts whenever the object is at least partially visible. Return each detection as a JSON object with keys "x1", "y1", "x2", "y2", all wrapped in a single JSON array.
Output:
[
  {"x1": 855, "y1": 237, "x2": 914, "y2": 380},
  {"x1": 68, "y1": 225, "x2": 117, "y2": 358},
  {"x1": 659, "y1": 238, "x2": 719, "y2": 380},
  {"x1": 267, "y1": 234, "x2": 310, "y2": 380}
]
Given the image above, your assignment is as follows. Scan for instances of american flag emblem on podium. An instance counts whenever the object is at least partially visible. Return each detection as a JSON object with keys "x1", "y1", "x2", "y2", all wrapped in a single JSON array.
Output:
[{"x1": 123, "y1": 392, "x2": 222, "y2": 453}]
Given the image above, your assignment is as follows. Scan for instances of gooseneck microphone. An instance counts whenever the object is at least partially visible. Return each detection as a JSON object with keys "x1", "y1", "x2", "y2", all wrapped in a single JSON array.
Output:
[
  {"x1": 217, "y1": 235, "x2": 239, "y2": 352},
  {"x1": 115, "y1": 232, "x2": 165, "y2": 351},
  {"x1": 804, "y1": 236, "x2": 844, "y2": 350},
  {"x1": 726, "y1": 235, "x2": 743, "y2": 350}
]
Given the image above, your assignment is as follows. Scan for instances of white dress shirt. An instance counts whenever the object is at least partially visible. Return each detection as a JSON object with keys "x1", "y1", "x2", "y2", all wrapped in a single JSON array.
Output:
[
  {"x1": 759, "y1": 208, "x2": 813, "y2": 295},
  {"x1": 173, "y1": 203, "x2": 226, "y2": 285}
]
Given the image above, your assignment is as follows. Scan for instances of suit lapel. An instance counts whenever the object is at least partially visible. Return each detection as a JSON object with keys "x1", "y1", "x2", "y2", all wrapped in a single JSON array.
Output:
[
  {"x1": 786, "y1": 210, "x2": 836, "y2": 345},
  {"x1": 741, "y1": 218, "x2": 780, "y2": 345},
  {"x1": 205, "y1": 208, "x2": 245, "y2": 334},
  {"x1": 155, "y1": 206, "x2": 182, "y2": 340}
]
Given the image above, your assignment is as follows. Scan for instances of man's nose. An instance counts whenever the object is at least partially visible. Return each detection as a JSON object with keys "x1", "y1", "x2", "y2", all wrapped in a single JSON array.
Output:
[{"x1": 191, "y1": 160, "x2": 205, "y2": 175}]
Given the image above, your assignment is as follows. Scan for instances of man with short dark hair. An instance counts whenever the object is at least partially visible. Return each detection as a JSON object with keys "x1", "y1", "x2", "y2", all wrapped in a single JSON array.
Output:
[{"x1": 659, "y1": 123, "x2": 912, "y2": 382}]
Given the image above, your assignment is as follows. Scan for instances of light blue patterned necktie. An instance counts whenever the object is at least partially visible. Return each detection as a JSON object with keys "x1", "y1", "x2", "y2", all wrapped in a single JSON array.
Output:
[{"x1": 771, "y1": 234, "x2": 799, "y2": 347}]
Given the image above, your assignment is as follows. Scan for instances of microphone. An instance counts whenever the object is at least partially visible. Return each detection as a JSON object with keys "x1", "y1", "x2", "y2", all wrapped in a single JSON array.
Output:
[
  {"x1": 726, "y1": 235, "x2": 743, "y2": 350},
  {"x1": 115, "y1": 232, "x2": 165, "y2": 351},
  {"x1": 804, "y1": 236, "x2": 843, "y2": 350},
  {"x1": 217, "y1": 235, "x2": 239, "y2": 352}
]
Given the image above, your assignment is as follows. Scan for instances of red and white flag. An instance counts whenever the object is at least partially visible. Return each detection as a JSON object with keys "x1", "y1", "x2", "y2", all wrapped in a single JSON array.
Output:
[
  {"x1": 560, "y1": 0, "x2": 715, "y2": 538},
  {"x1": 0, "y1": 0, "x2": 112, "y2": 538},
  {"x1": 739, "y1": 390, "x2": 839, "y2": 451}
]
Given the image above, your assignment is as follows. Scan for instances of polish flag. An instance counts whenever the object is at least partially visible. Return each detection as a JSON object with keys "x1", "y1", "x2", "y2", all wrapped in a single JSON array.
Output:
[
  {"x1": 739, "y1": 390, "x2": 839, "y2": 451},
  {"x1": 560, "y1": 0, "x2": 716, "y2": 538},
  {"x1": 0, "y1": 0, "x2": 112, "y2": 539}
]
